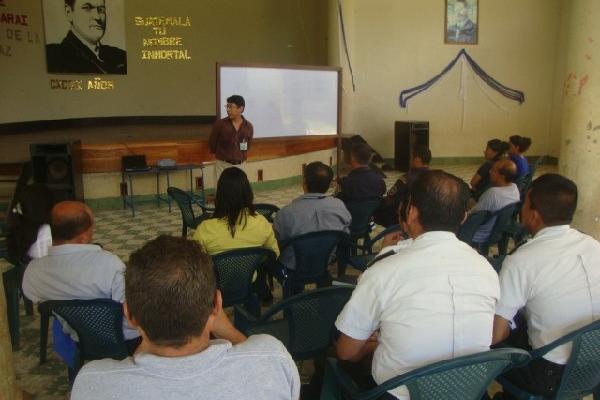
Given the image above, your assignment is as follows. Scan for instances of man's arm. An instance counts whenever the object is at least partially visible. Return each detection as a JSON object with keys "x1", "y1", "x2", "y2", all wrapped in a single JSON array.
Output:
[
  {"x1": 208, "y1": 121, "x2": 220, "y2": 154},
  {"x1": 336, "y1": 332, "x2": 377, "y2": 362},
  {"x1": 492, "y1": 315, "x2": 511, "y2": 345},
  {"x1": 211, "y1": 310, "x2": 246, "y2": 345}
]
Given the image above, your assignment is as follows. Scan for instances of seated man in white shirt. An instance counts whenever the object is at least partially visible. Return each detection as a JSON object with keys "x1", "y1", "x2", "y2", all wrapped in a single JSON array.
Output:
[
  {"x1": 335, "y1": 170, "x2": 500, "y2": 399},
  {"x1": 492, "y1": 173, "x2": 600, "y2": 398},
  {"x1": 71, "y1": 235, "x2": 300, "y2": 400},
  {"x1": 470, "y1": 159, "x2": 520, "y2": 244},
  {"x1": 22, "y1": 201, "x2": 139, "y2": 347}
]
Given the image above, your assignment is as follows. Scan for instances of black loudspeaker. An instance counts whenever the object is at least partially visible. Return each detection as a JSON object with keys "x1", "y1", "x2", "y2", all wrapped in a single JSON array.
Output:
[
  {"x1": 30, "y1": 141, "x2": 84, "y2": 202},
  {"x1": 394, "y1": 121, "x2": 429, "y2": 171}
]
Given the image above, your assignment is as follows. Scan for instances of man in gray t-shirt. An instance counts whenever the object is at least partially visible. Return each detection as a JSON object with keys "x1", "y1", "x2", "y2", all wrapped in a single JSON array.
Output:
[{"x1": 71, "y1": 236, "x2": 299, "y2": 400}]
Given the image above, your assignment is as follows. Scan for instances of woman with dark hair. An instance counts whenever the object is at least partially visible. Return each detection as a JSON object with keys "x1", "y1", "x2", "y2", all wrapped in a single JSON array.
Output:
[
  {"x1": 6, "y1": 183, "x2": 55, "y2": 264},
  {"x1": 193, "y1": 167, "x2": 279, "y2": 256},
  {"x1": 470, "y1": 139, "x2": 510, "y2": 195},
  {"x1": 508, "y1": 134, "x2": 532, "y2": 178}
]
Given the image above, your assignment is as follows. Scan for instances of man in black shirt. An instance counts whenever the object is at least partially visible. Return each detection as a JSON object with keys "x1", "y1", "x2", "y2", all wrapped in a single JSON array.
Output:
[{"x1": 336, "y1": 143, "x2": 386, "y2": 203}]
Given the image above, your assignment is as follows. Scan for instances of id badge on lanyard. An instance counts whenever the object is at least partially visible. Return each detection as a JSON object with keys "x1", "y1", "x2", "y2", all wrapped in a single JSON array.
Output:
[{"x1": 240, "y1": 140, "x2": 248, "y2": 151}]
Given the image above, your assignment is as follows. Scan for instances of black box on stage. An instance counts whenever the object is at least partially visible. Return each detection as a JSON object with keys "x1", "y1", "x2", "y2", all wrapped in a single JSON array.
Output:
[{"x1": 30, "y1": 141, "x2": 84, "y2": 202}]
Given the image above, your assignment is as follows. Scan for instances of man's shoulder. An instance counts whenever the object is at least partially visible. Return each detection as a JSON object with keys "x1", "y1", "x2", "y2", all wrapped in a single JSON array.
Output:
[
  {"x1": 228, "y1": 335, "x2": 291, "y2": 360},
  {"x1": 99, "y1": 44, "x2": 126, "y2": 58}
]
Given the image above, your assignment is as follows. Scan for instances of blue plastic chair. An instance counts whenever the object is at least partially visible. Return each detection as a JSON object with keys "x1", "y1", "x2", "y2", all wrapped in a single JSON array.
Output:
[
  {"x1": 235, "y1": 286, "x2": 354, "y2": 360},
  {"x1": 340, "y1": 224, "x2": 404, "y2": 273},
  {"x1": 322, "y1": 348, "x2": 530, "y2": 400},
  {"x1": 275, "y1": 230, "x2": 348, "y2": 298},
  {"x1": 498, "y1": 320, "x2": 600, "y2": 400},
  {"x1": 458, "y1": 210, "x2": 491, "y2": 245},
  {"x1": 43, "y1": 299, "x2": 128, "y2": 382},
  {"x1": 345, "y1": 198, "x2": 382, "y2": 250},
  {"x1": 476, "y1": 203, "x2": 520, "y2": 256},
  {"x1": 167, "y1": 186, "x2": 213, "y2": 237},
  {"x1": 254, "y1": 203, "x2": 280, "y2": 223},
  {"x1": 211, "y1": 247, "x2": 276, "y2": 317}
]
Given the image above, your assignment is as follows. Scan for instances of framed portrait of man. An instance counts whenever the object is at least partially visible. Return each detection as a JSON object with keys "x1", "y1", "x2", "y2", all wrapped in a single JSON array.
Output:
[
  {"x1": 445, "y1": 0, "x2": 478, "y2": 45},
  {"x1": 43, "y1": 0, "x2": 127, "y2": 74}
]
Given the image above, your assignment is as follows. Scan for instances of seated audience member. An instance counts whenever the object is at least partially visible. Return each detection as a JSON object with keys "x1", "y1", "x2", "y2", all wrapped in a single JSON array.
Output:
[
  {"x1": 470, "y1": 139, "x2": 509, "y2": 196},
  {"x1": 508, "y1": 134, "x2": 532, "y2": 178},
  {"x1": 22, "y1": 201, "x2": 139, "y2": 341},
  {"x1": 6, "y1": 183, "x2": 55, "y2": 263},
  {"x1": 193, "y1": 167, "x2": 279, "y2": 256},
  {"x1": 373, "y1": 145, "x2": 430, "y2": 227},
  {"x1": 335, "y1": 170, "x2": 499, "y2": 399},
  {"x1": 470, "y1": 159, "x2": 520, "y2": 244},
  {"x1": 71, "y1": 235, "x2": 300, "y2": 400},
  {"x1": 274, "y1": 161, "x2": 351, "y2": 270},
  {"x1": 493, "y1": 174, "x2": 600, "y2": 398},
  {"x1": 337, "y1": 143, "x2": 386, "y2": 203}
]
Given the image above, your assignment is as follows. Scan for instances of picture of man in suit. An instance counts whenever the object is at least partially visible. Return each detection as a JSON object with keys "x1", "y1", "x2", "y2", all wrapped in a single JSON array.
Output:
[
  {"x1": 44, "y1": 0, "x2": 127, "y2": 74},
  {"x1": 446, "y1": 0, "x2": 478, "y2": 45}
]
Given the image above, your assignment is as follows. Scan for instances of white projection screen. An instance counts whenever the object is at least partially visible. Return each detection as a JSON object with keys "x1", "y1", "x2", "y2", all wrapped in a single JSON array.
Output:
[{"x1": 218, "y1": 64, "x2": 340, "y2": 138}]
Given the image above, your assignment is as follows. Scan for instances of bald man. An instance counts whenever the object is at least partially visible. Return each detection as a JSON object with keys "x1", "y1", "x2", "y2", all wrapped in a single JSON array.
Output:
[
  {"x1": 470, "y1": 159, "x2": 520, "y2": 244},
  {"x1": 23, "y1": 201, "x2": 139, "y2": 341}
]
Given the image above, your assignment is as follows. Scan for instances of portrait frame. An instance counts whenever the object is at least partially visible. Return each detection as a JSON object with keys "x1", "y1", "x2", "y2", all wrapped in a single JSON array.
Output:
[
  {"x1": 42, "y1": 0, "x2": 127, "y2": 75},
  {"x1": 444, "y1": 0, "x2": 479, "y2": 45}
]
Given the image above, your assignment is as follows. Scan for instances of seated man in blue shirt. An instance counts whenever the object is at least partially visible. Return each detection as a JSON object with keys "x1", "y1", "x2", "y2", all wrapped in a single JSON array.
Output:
[{"x1": 336, "y1": 143, "x2": 386, "y2": 203}]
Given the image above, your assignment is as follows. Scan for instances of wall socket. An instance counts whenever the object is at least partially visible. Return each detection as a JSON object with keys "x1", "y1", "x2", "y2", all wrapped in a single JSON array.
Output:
[{"x1": 257, "y1": 169, "x2": 263, "y2": 181}]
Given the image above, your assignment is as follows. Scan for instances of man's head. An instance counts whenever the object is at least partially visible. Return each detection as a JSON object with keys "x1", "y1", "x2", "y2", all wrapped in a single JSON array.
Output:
[
  {"x1": 50, "y1": 201, "x2": 94, "y2": 245},
  {"x1": 489, "y1": 159, "x2": 517, "y2": 186},
  {"x1": 349, "y1": 143, "x2": 372, "y2": 168},
  {"x1": 126, "y1": 235, "x2": 218, "y2": 348},
  {"x1": 521, "y1": 173, "x2": 578, "y2": 234},
  {"x1": 410, "y1": 145, "x2": 432, "y2": 169},
  {"x1": 453, "y1": 0, "x2": 469, "y2": 23},
  {"x1": 406, "y1": 170, "x2": 470, "y2": 237},
  {"x1": 303, "y1": 161, "x2": 333, "y2": 194},
  {"x1": 226, "y1": 95, "x2": 245, "y2": 119},
  {"x1": 65, "y1": 0, "x2": 106, "y2": 46}
]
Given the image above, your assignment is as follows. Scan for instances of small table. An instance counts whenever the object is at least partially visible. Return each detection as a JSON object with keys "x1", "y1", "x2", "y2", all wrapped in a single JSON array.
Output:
[{"x1": 121, "y1": 164, "x2": 205, "y2": 217}]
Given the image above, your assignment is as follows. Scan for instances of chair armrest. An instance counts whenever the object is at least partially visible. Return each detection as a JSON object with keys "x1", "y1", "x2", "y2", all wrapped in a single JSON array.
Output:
[
  {"x1": 233, "y1": 304, "x2": 260, "y2": 334},
  {"x1": 366, "y1": 224, "x2": 403, "y2": 246}
]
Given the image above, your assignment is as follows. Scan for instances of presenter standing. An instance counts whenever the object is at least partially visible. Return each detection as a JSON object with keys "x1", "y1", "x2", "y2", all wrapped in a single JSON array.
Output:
[{"x1": 209, "y1": 95, "x2": 254, "y2": 183}]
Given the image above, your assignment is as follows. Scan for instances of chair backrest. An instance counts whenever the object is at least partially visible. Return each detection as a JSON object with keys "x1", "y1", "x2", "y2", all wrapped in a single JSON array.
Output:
[
  {"x1": 486, "y1": 203, "x2": 519, "y2": 246},
  {"x1": 457, "y1": 210, "x2": 490, "y2": 245},
  {"x1": 345, "y1": 199, "x2": 381, "y2": 240},
  {"x1": 254, "y1": 203, "x2": 280, "y2": 223},
  {"x1": 285, "y1": 230, "x2": 346, "y2": 282},
  {"x1": 167, "y1": 186, "x2": 197, "y2": 226},
  {"x1": 250, "y1": 286, "x2": 354, "y2": 360},
  {"x1": 536, "y1": 320, "x2": 600, "y2": 399},
  {"x1": 515, "y1": 173, "x2": 533, "y2": 201},
  {"x1": 48, "y1": 299, "x2": 128, "y2": 363},
  {"x1": 364, "y1": 348, "x2": 530, "y2": 400},
  {"x1": 212, "y1": 247, "x2": 276, "y2": 308}
]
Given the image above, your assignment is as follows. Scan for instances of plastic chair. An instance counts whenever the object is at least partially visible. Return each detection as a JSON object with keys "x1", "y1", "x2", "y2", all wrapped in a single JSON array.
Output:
[
  {"x1": 498, "y1": 320, "x2": 600, "y2": 400},
  {"x1": 211, "y1": 247, "x2": 276, "y2": 317},
  {"x1": 477, "y1": 203, "x2": 519, "y2": 256},
  {"x1": 322, "y1": 348, "x2": 531, "y2": 400},
  {"x1": 340, "y1": 224, "x2": 404, "y2": 273},
  {"x1": 254, "y1": 203, "x2": 280, "y2": 223},
  {"x1": 345, "y1": 198, "x2": 382, "y2": 248},
  {"x1": 42, "y1": 299, "x2": 128, "y2": 381},
  {"x1": 458, "y1": 210, "x2": 491, "y2": 246},
  {"x1": 235, "y1": 286, "x2": 354, "y2": 360},
  {"x1": 276, "y1": 230, "x2": 348, "y2": 298},
  {"x1": 167, "y1": 186, "x2": 213, "y2": 237}
]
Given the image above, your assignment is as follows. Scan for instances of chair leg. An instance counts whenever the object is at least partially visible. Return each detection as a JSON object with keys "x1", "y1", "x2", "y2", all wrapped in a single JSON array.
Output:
[
  {"x1": 182, "y1": 225, "x2": 187, "y2": 238},
  {"x1": 6, "y1": 286, "x2": 20, "y2": 349},
  {"x1": 23, "y1": 294, "x2": 34, "y2": 316},
  {"x1": 40, "y1": 310, "x2": 50, "y2": 364}
]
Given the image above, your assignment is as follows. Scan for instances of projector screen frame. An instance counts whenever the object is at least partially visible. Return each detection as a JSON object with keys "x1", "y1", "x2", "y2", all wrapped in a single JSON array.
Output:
[{"x1": 216, "y1": 62, "x2": 342, "y2": 142}]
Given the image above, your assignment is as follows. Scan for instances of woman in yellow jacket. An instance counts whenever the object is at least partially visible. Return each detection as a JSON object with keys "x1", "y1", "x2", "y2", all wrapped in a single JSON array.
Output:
[{"x1": 193, "y1": 167, "x2": 279, "y2": 257}]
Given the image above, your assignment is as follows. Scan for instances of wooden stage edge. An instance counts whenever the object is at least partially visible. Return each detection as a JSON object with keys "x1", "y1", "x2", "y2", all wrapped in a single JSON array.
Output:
[{"x1": 81, "y1": 136, "x2": 337, "y2": 174}]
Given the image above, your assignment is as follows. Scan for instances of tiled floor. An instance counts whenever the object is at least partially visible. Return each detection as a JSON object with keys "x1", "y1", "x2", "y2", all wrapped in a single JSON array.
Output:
[{"x1": 8, "y1": 162, "x2": 559, "y2": 400}]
